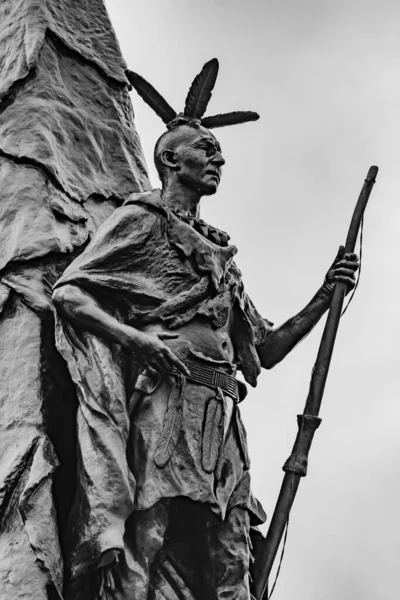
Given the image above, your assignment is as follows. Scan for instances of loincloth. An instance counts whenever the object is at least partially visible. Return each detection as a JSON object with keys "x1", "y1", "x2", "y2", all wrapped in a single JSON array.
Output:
[{"x1": 128, "y1": 353, "x2": 266, "y2": 525}]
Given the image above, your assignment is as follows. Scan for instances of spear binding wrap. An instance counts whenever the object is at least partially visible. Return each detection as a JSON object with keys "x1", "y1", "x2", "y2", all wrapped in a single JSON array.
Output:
[{"x1": 252, "y1": 166, "x2": 379, "y2": 600}]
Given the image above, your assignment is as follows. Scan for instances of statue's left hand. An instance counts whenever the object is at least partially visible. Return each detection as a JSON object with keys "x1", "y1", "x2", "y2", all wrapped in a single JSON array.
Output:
[
  {"x1": 97, "y1": 549, "x2": 120, "y2": 599},
  {"x1": 323, "y1": 245, "x2": 359, "y2": 295}
]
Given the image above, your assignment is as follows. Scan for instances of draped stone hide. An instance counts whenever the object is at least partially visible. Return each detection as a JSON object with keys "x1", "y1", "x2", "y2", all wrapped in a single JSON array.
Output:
[{"x1": 0, "y1": 2, "x2": 149, "y2": 597}]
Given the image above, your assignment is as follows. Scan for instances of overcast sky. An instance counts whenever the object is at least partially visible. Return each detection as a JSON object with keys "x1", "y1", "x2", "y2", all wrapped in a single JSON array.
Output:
[{"x1": 105, "y1": 1, "x2": 399, "y2": 598}]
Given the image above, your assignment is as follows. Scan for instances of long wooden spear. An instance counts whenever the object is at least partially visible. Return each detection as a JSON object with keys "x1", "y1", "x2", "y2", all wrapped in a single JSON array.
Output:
[{"x1": 252, "y1": 166, "x2": 379, "y2": 600}]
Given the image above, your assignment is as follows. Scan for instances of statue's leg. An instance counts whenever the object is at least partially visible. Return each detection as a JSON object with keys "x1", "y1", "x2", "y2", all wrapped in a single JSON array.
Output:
[
  {"x1": 205, "y1": 506, "x2": 251, "y2": 600},
  {"x1": 120, "y1": 498, "x2": 170, "y2": 599},
  {"x1": 147, "y1": 501, "x2": 252, "y2": 600},
  {"x1": 65, "y1": 500, "x2": 170, "y2": 600}
]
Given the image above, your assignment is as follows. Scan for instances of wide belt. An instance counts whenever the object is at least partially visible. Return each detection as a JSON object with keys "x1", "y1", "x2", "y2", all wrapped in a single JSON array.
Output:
[{"x1": 171, "y1": 360, "x2": 239, "y2": 401}]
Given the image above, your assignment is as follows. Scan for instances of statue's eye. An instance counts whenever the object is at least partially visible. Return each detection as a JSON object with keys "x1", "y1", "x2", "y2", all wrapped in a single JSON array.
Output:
[{"x1": 196, "y1": 142, "x2": 216, "y2": 156}]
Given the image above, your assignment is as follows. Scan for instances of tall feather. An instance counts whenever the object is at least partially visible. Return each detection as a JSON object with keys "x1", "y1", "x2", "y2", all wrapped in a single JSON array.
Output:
[
  {"x1": 153, "y1": 376, "x2": 186, "y2": 468},
  {"x1": 201, "y1": 111, "x2": 260, "y2": 129},
  {"x1": 201, "y1": 392, "x2": 224, "y2": 474},
  {"x1": 184, "y1": 58, "x2": 219, "y2": 119},
  {"x1": 126, "y1": 70, "x2": 177, "y2": 125}
]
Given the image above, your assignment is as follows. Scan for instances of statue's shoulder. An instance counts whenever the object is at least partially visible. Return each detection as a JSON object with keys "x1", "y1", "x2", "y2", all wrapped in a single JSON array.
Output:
[
  {"x1": 97, "y1": 189, "x2": 165, "y2": 236},
  {"x1": 123, "y1": 188, "x2": 166, "y2": 217},
  {"x1": 84, "y1": 190, "x2": 164, "y2": 252}
]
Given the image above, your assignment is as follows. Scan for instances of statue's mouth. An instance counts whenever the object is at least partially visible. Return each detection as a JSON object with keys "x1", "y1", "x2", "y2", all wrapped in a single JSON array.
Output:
[{"x1": 206, "y1": 170, "x2": 220, "y2": 182}]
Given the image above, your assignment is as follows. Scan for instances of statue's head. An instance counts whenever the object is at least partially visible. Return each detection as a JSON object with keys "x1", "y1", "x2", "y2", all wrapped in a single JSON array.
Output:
[
  {"x1": 154, "y1": 122, "x2": 225, "y2": 196},
  {"x1": 127, "y1": 57, "x2": 259, "y2": 196}
]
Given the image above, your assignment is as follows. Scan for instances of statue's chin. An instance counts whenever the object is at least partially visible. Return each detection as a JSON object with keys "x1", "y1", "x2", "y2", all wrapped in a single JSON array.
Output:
[
  {"x1": 178, "y1": 174, "x2": 220, "y2": 197},
  {"x1": 200, "y1": 182, "x2": 219, "y2": 196}
]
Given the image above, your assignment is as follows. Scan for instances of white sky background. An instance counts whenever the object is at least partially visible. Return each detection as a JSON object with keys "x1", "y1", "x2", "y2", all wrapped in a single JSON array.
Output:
[{"x1": 105, "y1": 1, "x2": 399, "y2": 598}]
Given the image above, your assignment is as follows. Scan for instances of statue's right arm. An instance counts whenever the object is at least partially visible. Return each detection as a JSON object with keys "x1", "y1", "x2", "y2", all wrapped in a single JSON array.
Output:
[{"x1": 52, "y1": 284, "x2": 189, "y2": 375}]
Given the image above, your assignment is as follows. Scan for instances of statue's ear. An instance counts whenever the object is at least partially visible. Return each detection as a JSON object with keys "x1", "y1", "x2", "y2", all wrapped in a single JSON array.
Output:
[{"x1": 160, "y1": 149, "x2": 179, "y2": 170}]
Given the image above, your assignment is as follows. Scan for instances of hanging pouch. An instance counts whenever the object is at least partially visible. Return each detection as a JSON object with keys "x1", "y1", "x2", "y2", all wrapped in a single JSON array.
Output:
[
  {"x1": 128, "y1": 368, "x2": 162, "y2": 416},
  {"x1": 134, "y1": 369, "x2": 162, "y2": 394}
]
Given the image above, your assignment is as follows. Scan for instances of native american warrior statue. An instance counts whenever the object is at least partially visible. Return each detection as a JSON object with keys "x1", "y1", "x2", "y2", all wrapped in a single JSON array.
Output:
[{"x1": 52, "y1": 58, "x2": 360, "y2": 600}]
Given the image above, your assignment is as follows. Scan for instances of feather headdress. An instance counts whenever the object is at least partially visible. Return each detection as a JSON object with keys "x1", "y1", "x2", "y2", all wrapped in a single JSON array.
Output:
[{"x1": 126, "y1": 58, "x2": 259, "y2": 130}]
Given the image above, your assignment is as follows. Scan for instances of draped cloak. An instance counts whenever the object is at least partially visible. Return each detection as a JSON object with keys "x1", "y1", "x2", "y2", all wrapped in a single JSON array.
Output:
[{"x1": 53, "y1": 189, "x2": 273, "y2": 577}]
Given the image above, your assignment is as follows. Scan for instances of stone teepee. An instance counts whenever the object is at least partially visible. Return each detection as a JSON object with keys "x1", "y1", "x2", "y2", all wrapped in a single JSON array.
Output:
[{"x1": 0, "y1": 1, "x2": 149, "y2": 598}]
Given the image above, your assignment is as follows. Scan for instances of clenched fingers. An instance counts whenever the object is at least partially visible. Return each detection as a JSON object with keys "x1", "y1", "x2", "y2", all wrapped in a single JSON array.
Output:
[
  {"x1": 334, "y1": 260, "x2": 359, "y2": 272},
  {"x1": 343, "y1": 252, "x2": 358, "y2": 261},
  {"x1": 332, "y1": 275, "x2": 356, "y2": 288},
  {"x1": 332, "y1": 267, "x2": 358, "y2": 278}
]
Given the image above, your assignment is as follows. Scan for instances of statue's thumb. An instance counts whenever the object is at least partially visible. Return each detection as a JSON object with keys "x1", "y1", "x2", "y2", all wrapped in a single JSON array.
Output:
[
  {"x1": 335, "y1": 245, "x2": 345, "y2": 261},
  {"x1": 328, "y1": 245, "x2": 345, "y2": 272}
]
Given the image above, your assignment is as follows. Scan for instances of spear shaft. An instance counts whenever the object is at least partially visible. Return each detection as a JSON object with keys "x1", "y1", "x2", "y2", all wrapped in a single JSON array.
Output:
[{"x1": 252, "y1": 166, "x2": 378, "y2": 600}]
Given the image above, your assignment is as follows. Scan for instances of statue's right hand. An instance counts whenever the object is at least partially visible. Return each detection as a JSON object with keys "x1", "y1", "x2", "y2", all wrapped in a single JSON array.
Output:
[{"x1": 124, "y1": 330, "x2": 190, "y2": 376}]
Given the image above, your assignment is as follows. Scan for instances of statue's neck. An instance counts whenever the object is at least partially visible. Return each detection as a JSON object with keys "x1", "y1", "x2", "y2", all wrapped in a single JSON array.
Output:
[{"x1": 161, "y1": 181, "x2": 201, "y2": 219}]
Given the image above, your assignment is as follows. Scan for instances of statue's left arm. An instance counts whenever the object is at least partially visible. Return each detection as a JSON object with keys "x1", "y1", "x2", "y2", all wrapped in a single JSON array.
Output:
[{"x1": 257, "y1": 247, "x2": 359, "y2": 370}]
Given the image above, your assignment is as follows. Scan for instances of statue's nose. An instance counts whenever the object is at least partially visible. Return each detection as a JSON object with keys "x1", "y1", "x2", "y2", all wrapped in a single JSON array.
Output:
[{"x1": 213, "y1": 152, "x2": 225, "y2": 167}]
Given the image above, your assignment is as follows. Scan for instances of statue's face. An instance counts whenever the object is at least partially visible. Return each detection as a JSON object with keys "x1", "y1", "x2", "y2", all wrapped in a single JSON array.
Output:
[{"x1": 173, "y1": 126, "x2": 225, "y2": 196}]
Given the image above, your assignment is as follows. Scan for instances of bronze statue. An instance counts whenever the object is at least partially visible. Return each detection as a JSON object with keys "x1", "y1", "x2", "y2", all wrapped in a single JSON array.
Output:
[{"x1": 52, "y1": 59, "x2": 359, "y2": 600}]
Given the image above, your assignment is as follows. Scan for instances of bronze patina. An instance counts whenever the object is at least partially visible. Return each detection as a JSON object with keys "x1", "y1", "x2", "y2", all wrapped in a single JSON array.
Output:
[{"x1": 53, "y1": 59, "x2": 360, "y2": 600}]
